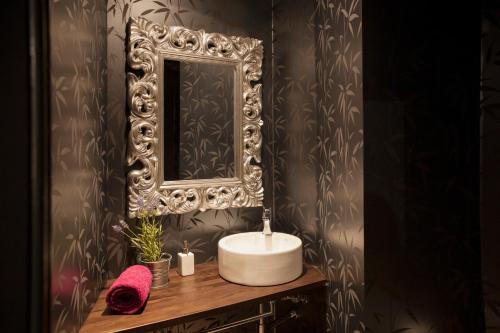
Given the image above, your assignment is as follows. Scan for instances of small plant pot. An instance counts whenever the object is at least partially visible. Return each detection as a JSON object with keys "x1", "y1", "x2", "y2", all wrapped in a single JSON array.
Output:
[{"x1": 140, "y1": 253, "x2": 172, "y2": 289}]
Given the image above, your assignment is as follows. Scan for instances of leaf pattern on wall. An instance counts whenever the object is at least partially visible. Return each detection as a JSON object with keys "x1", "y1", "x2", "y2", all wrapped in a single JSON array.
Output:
[
  {"x1": 48, "y1": 1, "x2": 500, "y2": 332},
  {"x1": 106, "y1": 0, "x2": 273, "y2": 273},
  {"x1": 314, "y1": 1, "x2": 364, "y2": 330},
  {"x1": 273, "y1": 0, "x2": 364, "y2": 332},
  {"x1": 105, "y1": 1, "x2": 273, "y2": 332},
  {"x1": 50, "y1": 0, "x2": 273, "y2": 332},
  {"x1": 50, "y1": 0, "x2": 366, "y2": 331},
  {"x1": 178, "y1": 61, "x2": 235, "y2": 180},
  {"x1": 49, "y1": 0, "x2": 108, "y2": 332}
]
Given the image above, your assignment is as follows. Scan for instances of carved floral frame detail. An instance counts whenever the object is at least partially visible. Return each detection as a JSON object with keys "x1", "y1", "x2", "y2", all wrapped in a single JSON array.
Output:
[{"x1": 127, "y1": 17, "x2": 263, "y2": 217}]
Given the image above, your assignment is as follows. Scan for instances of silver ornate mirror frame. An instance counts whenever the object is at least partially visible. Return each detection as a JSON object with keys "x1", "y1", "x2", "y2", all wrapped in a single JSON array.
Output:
[{"x1": 127, "y1": 17, "x2": 263, "y2": 217}]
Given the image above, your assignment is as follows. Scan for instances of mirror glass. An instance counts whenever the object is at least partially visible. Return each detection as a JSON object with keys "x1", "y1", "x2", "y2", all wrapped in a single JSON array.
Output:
[{"x1": 163, "y1": 58, "x2": 235, "y2": 181}]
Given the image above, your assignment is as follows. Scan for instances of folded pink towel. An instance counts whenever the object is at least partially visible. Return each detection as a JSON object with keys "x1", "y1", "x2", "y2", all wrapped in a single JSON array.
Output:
[{"x1": 106, "y1": 265, "x2": 153, "y2": 314}]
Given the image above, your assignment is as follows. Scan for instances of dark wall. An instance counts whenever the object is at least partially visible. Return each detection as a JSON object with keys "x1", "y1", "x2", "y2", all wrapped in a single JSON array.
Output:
[
  {"x1": 49, "y1": 1, "x2": 108, "y2": 332},
  {"x1": 481, "y1": 1, "x2": 500, "y2": 330},
  {"x1": 1, "y1": 1, "x2": 30, "y2": 332},
  {"x1": 363, "y1": 1, "x2": 484, "y2": 332},
  {"x1": 105, "y1": 0, "x2": 273, "y2": 281},
  {"x1": 176, "y1": 61, "x2": 235, "y2": 180},
  {"x1": 273, "y1": 0, "x2": 364, "y2": 331},
  {"x1": 51, "y1": 1, "x2": 364, "y2": 331},
  {"x1": 36, "y1": 0, "x2": 500, "y2": 331},
  {"x1": 49, "y1": 1, "x2": 273, "y2": 332},
  {"x1": 107, "y1": 2, "x2": 273, "y2": 331}
]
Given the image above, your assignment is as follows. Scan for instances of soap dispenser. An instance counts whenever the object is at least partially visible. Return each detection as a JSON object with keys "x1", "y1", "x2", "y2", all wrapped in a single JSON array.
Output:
[{"x1": 177, "y1": 240, "x2": 194, "y2": 276}]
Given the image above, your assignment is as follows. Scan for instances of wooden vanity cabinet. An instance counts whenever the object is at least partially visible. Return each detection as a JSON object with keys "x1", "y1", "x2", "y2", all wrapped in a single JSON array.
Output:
[{"x1": 80, "y1": 262, "x2": 326, "y2": 333}]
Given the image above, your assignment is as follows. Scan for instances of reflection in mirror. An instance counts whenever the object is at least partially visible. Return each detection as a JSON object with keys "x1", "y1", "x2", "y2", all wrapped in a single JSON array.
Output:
[{"x1": 163, "y1": 58, "x2": 235, "y2": 181}]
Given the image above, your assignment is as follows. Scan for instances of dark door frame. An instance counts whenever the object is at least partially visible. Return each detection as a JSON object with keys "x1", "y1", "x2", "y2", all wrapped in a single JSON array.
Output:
[{"x1": 29, "y1": 0, "x2": 51, "y2": 332}]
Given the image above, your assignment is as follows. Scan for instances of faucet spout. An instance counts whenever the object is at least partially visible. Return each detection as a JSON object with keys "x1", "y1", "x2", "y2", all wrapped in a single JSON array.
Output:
[
  {"x1": 263, "y1": 219, "x2": 272, "y2": 235},
  {"x1": 262, "y1": 208, "x2": 272, "y2": 235}
]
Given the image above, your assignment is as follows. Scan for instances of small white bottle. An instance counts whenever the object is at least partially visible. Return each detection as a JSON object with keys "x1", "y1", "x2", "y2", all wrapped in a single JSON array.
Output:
[{"x1": 177, "y1": 240, "x2": 194, "y2": 276}]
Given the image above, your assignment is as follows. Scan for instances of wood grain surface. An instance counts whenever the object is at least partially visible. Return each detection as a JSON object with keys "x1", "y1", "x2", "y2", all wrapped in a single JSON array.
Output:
[{"x1": 80, "y1": 261, "x2": 326, "y2": 333}]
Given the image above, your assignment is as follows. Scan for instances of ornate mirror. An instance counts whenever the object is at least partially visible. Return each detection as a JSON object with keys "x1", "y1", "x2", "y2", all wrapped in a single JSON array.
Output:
[{"x1": 127, "y1": 17, "x2": 264, "y2": 217}]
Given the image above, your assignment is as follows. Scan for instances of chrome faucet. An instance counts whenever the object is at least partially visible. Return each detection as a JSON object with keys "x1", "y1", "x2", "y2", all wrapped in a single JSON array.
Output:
[{"x1": 262, "y1": 207, "x2": 272, "y2": 236}]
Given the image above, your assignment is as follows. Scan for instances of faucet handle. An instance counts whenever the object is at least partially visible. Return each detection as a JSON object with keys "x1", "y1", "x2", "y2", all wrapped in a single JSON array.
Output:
[
  {"x1": 262, "y1": 207, "x2": 272, "y2": 235},
  {"x1": 262, "y1": 207, "x2": 271, "y2": 220}
]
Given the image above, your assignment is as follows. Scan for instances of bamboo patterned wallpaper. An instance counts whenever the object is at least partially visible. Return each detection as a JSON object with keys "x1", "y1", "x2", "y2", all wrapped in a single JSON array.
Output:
[
  {"x1": 49, "y1": 0, "x2": 272, "y2": 332},
  {"x1": 49, "y1": 0, "x2": 108, "y2": 332},
  {"x1": 105, "y1": 0, "x2": 273, "y2": 276},
  {"x1": 45, "y1": 1, "x2": 500, "y2": 332},
  {"x1": 49, "y1": 0, "x2": 366, "y2": 332},
  {"x1": 105, "y1": 1, "x2": 273, "y2": 332},
  {"x1": 273, "y1": 0, "x2": 364, "y2": 332},
  {"x1": 177, "y1": 62, "x2": 235, "y2": 180}
]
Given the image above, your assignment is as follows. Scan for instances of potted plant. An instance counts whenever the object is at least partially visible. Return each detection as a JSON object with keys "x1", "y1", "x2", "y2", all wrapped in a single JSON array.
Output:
[{"x1": 113, "y1": 198, "x2": 171, "y2": 289}]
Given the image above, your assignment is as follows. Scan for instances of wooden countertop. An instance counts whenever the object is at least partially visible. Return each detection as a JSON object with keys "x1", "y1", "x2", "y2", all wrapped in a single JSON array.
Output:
[{"x1": 80, "y1": 261, "x2": 326, "y2": 333}]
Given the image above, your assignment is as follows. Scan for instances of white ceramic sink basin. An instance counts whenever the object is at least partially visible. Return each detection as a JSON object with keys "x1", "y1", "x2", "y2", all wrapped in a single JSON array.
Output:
[{"x1": 218, "y1": 232, "x2": 303, "y2": 286}]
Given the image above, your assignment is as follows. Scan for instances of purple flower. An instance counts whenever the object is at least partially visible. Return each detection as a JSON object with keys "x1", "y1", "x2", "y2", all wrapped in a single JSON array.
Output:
[
  {"x1": 137, "y1": 196, "x2": 145, "y2": 209},
  {"x1": 145, "y1": 197, "x2": 158, "y2": 213}
]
